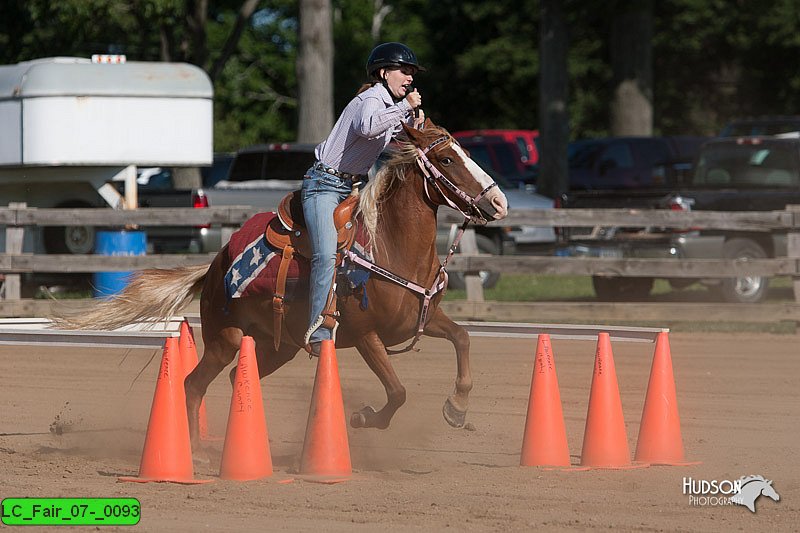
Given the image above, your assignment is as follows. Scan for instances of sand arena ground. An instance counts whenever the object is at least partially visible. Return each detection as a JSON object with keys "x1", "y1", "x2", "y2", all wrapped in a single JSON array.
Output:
[{"x1": 0, "y1": 332, "x2": 797, "y2": 531}]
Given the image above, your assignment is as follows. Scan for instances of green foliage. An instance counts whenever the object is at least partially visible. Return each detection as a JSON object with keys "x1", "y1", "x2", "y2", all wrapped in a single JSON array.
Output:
[
  {"x1": 211, "y1": 2, "x2": 300, "y2": 149},
  {"x1": 4, "y1": 0, "x2": 800, "y2": 149}
]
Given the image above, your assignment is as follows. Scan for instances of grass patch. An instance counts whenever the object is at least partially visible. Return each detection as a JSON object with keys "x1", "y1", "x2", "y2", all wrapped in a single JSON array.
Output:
[{"x1": 444, "y1": 274, "x2": 797, "y2": 303}]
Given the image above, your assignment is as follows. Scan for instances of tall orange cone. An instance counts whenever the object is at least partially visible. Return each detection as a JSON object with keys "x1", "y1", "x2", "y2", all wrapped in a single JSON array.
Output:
[
  {"x1": 119, "y1": 336, "x2": 211, "y2": 483},
  {"x1": 219, "y1": 336, "x2": 273, "y2": 480},
  {"x1": 179, "y1": 320, "x2": 210, "y2": 440},
  {"x1": 635, "y1": 331, "x2": 698, "y2": 465},
  {"x1": 299, "y1": 340, "x2": 352, "y2": 479},
  {"x1": 520, "y1": 334, "x2": 570, "y2": 467},
  {"x1": 579, "y1": 333, "x2": 636, "y2": 468}
]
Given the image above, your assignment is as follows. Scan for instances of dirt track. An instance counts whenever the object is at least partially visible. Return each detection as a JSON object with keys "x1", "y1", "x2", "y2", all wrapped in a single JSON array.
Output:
[{"x1": 0, "y1": 331, "x2": 797, "y2": 531}]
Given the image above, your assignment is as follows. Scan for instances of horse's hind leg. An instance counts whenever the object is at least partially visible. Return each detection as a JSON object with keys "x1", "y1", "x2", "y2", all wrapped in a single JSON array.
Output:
[
  {"x1": 351, "y1": 331, "x2": 406, "y2": 429},
  {"x1": 423, "y1": 308, "x2": 472, "y2": 428},
  {"x1": 185, "y1": 326, "x2": 242, "y2": 447}
]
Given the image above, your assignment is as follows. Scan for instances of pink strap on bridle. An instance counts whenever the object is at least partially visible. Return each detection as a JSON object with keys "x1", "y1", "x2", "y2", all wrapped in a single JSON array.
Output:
[
  {"x1": 343, "y1": 216, "x2": 469, "y2": 355},
  {"x1": 415, "y1": 142, "x2": 497, "y2": 221}
]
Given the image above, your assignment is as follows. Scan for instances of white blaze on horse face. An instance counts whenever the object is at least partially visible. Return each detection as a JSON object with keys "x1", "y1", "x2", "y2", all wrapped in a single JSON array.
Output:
[{"x1": 452, "y1": 144, "x2": 509, "y2": 220}]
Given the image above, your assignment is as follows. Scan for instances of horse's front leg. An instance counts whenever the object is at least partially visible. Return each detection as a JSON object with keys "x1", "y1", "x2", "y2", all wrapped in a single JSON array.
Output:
[
  {"x1": 423, "y1": 308, "x2": 472, "y2": 428},
  {"x1": 351, "y1": 331, "x2": 406, "y2": 429}
]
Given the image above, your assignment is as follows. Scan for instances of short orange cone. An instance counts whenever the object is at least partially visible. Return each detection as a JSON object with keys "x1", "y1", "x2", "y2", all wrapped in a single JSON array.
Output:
[
  {"x1": 579, "y1": 333, "x2": 637, "y2": 468},
  {"x1": 299, "y1": 340, "x2": 352, "y2": 479},
  {"x1": 179, "y1": 320, "x2": 210, "y2": 440},
  {"x1": 119, "y1": 336, "x2": 211, "y2": 483},
  {"x1": 219, "y1": 336, "x2": 273, "y2": 480},
  {"x1": 520, "y1": 334, "x2": 570, "y2": 467},
  {"x1": 635, "y1": 331, "x2": 698, "y2": 465}
]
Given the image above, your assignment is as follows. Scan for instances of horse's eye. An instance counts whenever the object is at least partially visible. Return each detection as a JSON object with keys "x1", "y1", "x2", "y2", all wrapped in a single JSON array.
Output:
[{"x1": 441, "y1": 157, "x2": 453, "y2": 166}]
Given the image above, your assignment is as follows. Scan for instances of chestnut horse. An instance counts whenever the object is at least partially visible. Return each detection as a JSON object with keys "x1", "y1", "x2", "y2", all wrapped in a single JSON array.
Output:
[{"x1": 56, "y1": 120, "x2": 508, "y2": 445}]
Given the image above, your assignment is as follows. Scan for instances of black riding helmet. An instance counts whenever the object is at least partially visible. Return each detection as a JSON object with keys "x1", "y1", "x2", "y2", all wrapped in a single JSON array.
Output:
[{"x1": 366, "y1": 42, "x2": 426, "y2": 77}]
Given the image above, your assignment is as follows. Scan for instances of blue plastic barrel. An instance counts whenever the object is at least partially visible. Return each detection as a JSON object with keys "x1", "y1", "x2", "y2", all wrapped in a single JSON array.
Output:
[{"x1": 92, "y1": 230, "x2": 147, "y2": 298}]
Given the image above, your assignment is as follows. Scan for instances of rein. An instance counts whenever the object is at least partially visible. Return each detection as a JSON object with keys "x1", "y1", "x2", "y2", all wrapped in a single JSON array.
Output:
[{"x1": 342, "y1": 135, "x2": 491, "y2": 355}]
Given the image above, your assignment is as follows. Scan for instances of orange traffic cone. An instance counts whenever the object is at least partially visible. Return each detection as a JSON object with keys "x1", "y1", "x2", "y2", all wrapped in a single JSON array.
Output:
[
  {"x1": 179, "y1": 320, "x2": 210, "y2": 440},
  {"x1": 219, "y1": 336, "x2": 273, "y2": 480},
  {"x1": 579, "y1": 333, "x2": 639, "y2": 469},
  {"x1": 520, "y1": 334, "x2": 570, "y2": 467},
  {"x1": 119, "y1": 336, "x2": 211, "y2": 483},
  {"x1": 635, "y1": 331, "x2": 699, "y2": 465},
  {"x1": 299, "y1": 340, "x2": 352, "y2": 479}
]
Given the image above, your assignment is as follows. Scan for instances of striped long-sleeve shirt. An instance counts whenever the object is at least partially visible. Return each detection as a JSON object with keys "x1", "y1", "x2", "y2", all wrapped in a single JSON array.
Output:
[{"x1": 315, "y1": 83, "x2": 415, "y2": 176}]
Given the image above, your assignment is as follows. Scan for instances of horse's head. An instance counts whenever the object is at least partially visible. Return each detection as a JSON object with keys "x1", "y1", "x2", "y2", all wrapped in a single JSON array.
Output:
[
  {"x1": 403, "y1": 120, "x2": 508, "y2": 224},
  {"x1": 761, "y1": 480, "x2": 780, "y2": 502}
]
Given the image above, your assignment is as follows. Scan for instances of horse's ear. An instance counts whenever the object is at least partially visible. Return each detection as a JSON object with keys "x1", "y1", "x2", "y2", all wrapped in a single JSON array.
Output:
[
  {"x1": 424, "y1": 117, "x2": 434, "y2": 129},
  {"x1": 402, "y1": 122, "x2": 423, "y2": 143}
]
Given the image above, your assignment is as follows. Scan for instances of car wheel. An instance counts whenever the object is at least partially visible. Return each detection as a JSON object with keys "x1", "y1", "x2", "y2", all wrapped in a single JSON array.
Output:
[
  {"x1": 592, "y1": 276, "x2": 654, "y2": 301},
  {"x1": 42, "y1": 201, "x2": 96, "y2": 255},
  {"x1": 717, "y1": 238, "x2": 769, "y2": 304},
  {"x1": 447, "y1": 234, "x2": 501, "y2": 290}
]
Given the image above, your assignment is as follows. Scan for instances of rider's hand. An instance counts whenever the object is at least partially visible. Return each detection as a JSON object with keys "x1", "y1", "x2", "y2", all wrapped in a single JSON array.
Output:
[
  {"x1": 414, "y1": 108, "x2": 426, "y2": 129},
  {"x1": 406, "y1": 89, "x2": 422, "y2": 110}
]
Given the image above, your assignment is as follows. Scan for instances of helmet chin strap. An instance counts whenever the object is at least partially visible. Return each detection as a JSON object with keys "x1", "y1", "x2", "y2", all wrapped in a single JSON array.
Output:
[{"x1": 380, "y1": 69, "x2": 404, "y2": 103}]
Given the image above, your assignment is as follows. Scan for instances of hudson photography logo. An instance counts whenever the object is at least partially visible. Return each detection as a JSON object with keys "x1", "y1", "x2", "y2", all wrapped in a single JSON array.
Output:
[{"x1": 683, "y1": 475, "x2": 781, "y2": 513}]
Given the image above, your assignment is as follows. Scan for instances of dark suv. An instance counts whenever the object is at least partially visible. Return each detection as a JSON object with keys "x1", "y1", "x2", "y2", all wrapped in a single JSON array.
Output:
[
  {"x1": 720, "y1": 116, "x2": 800, "y2": 137},
  {"x1": 567, "y1": 136, "x2": 708, "y2": 190},
  {"x1": 224, "y1": 143, "x2": 317, "y2": 183}
]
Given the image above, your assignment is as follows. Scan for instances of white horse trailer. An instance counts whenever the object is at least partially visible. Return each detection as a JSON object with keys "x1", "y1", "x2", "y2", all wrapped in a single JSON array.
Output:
[{"x1": 0, "y1": 56, "x2": 212, "y2": 261}]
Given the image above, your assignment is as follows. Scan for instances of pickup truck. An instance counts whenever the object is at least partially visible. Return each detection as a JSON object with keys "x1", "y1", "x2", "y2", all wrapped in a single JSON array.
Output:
[{"x1": 558, "y1": 135, "x2": 800, "y2": 303}]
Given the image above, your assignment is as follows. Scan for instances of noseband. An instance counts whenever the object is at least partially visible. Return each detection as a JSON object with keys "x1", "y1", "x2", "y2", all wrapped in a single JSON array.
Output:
[{"x1": 415, "y1": 135, "x2": 498, "y2": 221}]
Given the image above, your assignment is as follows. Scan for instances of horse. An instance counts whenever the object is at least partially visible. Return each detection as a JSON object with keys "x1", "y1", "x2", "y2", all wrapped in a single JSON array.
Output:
[
  {"x1": 730, "y1": 475, "x2": 780, "y2": 512},
  {"x1": 55, "y1": 119, "x2": 508, "y2": 447}
]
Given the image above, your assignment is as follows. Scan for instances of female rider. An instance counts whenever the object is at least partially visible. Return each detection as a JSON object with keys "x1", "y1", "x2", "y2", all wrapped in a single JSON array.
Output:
[{"x1": 302, "y1": 42, "x2": 425, "y2": 355}]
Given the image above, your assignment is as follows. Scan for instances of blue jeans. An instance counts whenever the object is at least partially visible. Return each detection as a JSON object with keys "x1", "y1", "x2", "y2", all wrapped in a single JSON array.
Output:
[{"x1": 301, "y1": 167, "x2": 353, "y2": 343}]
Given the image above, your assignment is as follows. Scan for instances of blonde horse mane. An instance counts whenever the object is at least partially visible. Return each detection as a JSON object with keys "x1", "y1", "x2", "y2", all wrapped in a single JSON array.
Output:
[{"x1": 357, "y1": 125, "x2": 451, "y2": 250}]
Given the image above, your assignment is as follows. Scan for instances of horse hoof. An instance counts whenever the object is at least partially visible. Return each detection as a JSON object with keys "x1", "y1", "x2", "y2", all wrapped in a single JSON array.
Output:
[
  {"x1": 350, "y1": 406, "x2": 376, "y2": 428},
  {"x1": 442, "y1": 398, "x2": 466, "y2": 428},
  {"x1": 350, "y1": 412, "x2": 366, "y2": 428}
]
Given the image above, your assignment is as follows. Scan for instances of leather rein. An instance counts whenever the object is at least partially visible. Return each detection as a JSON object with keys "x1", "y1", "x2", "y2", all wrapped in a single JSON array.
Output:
[{"x1": 343, "y1": 135, "x2": 497, "y2": 355}]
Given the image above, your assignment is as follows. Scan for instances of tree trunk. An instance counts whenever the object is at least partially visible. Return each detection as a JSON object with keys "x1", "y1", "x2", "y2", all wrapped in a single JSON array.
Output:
[
  {"x1": 610, "y1": 0, "x2": 653, "y2": 136},
  {"x1": 186, "y1": 0, "x2": 209, "y2": 68},
  {"x1": 297, "y1": 0, "x2": 334, "y2": 143},
  {"x1": 538, "y1": 0, "x2": 569, "y2": 199}
]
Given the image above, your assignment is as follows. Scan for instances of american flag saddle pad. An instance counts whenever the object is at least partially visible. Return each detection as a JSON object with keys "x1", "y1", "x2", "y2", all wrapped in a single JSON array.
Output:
[{"x1": 224, "y1": 212, "x2": 373, "y2": 305}]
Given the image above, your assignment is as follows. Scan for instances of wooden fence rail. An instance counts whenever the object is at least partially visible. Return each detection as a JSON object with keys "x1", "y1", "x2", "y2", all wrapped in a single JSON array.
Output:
[{"x1": 1, "y1": 204, "x2": 799, "y2": 315}]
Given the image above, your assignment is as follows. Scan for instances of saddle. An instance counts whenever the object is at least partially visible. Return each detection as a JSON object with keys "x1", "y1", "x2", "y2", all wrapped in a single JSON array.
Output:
[{"x1": 265, "y1": 190, "x2": 359, "y2": 350}]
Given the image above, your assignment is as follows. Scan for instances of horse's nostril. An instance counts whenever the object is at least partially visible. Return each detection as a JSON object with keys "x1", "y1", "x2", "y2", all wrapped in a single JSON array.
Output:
[{"x1": 491, "y1": 195, "x2": 508, "y2": 217}]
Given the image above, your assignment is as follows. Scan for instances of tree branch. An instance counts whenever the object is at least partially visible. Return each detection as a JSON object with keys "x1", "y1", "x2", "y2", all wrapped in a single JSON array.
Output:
[{"x1": 209, "y1": 0, "x2": 260, "y2": 82}]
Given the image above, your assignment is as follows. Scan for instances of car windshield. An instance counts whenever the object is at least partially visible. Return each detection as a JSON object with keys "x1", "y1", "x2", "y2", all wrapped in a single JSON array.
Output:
[
  {"x1": 568, "y1": 140, "x2": 603, "y2": 168},
  {"x1": 692, "y1": 142, "x2": 800, "y2": 187}
]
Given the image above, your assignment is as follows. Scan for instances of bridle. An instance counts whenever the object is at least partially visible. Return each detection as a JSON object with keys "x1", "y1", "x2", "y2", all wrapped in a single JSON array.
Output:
[
  {"x1": 342, "y1": 134, "x2": 499, "y2": 355},
  {"x1": 415, "y1": 135, "x2": 498, "y2": 222}
]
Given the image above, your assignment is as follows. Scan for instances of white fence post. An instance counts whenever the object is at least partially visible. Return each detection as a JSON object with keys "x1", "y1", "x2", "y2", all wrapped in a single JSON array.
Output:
[
  {"x1": 459, "y1": 228, "x2": 485, "y2": 302},
  {"x1": 788, "y1": 205, "x2": 800, "y2": 304},
  {"x1": 3, "y1": 202, "x2": 25, "y2": 301}
]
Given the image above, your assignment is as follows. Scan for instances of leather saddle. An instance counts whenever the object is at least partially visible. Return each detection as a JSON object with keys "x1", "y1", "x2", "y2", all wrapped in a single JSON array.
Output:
[
  {"x1": 265, "y1": 190, "x2": 359, "y2": 257},
  {"x1": 264, "y1": 190, "x2": 359, "y2": 351}
]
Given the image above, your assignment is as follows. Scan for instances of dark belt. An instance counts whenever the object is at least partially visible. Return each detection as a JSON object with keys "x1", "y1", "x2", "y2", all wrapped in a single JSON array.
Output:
[{"x1": 311, "y1": 161, "x2": 365, "y2": 182}]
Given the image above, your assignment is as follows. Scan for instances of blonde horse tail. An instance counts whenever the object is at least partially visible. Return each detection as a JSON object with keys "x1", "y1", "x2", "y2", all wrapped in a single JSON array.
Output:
[{"x1": 51, "y1": 264, "x2": 210, "y2": 330}]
